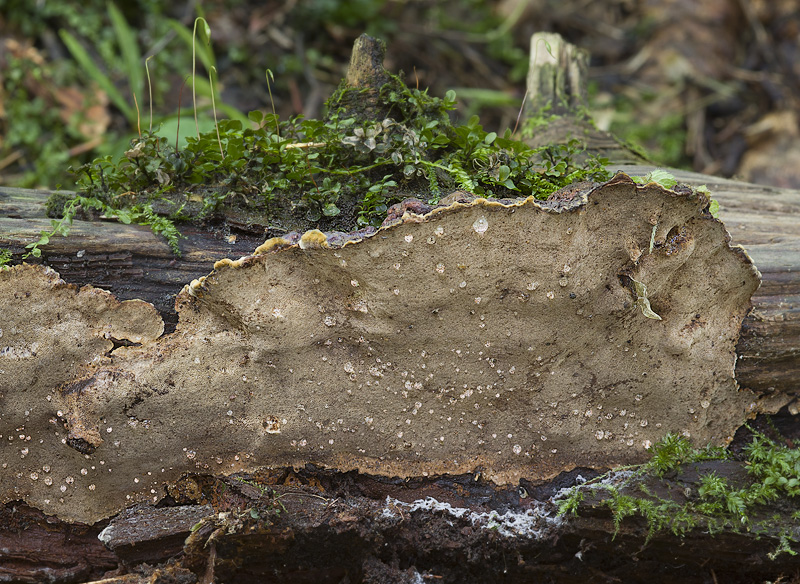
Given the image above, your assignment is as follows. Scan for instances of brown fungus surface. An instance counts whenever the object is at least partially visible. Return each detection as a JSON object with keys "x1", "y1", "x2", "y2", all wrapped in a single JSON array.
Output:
[{"x1": 1, "y1": 174, "x2": 763, "y2": 524}]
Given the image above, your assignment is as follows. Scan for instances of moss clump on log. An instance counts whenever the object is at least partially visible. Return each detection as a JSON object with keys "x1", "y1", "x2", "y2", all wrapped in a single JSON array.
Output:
[{"x1": 23, "y1": 34, "x2": 609, "y2": 260}]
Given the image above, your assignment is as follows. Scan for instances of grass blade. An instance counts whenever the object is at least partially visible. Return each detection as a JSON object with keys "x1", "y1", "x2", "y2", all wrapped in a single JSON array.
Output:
[
  {"x1": 58, "y1": 29, "x2": 134, "y2": 123},
  {"x1": 108, "y1": 3, "x2": 143, "y2": 100}
]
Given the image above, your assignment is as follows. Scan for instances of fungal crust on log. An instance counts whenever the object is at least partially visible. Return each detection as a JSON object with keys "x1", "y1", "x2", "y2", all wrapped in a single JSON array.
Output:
[{"x1": 0, "y1": 174, "x2": 771, "y2": 524}]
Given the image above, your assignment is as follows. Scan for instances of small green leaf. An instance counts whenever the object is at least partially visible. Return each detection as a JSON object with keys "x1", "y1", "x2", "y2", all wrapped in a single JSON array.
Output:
[
  {"x1": 116, "y1": 210, "x2": 133, "y2": 224},
  {"x1": 497, "y1": 165, "x2": 510, "y2": 182},
  {"x1": 708, "y1": 199, "x2": 720, "y2": 219},
  {"x1": 650, "y1": 169, "x2": 677, "y2": 188},
  {"x1": 322, "y1": 203, "x2": 340, "y2": 217},
  {"x1": 633, "y1": 169, "x2": 677, "y2": 189}
]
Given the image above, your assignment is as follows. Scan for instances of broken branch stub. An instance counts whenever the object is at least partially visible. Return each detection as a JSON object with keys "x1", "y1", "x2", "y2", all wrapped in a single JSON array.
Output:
[
  {"x1": 525, "y1": 32, "x2": 589, "y2": 117},
  {"x1": 1, "y1": 174, "x2": 766, "y2": 524},
  {"x1": 337, "y1": 33, "x2": 392, "y2": 124}
]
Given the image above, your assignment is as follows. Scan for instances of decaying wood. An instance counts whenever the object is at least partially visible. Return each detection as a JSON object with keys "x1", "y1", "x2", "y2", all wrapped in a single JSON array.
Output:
[
  {"x1": 525, "y1": 32, "x2": 589, "y2": 118},
  {"x1": 3, "y1": 465, "x2": 800, "y2": 584},
  {"x1": 2, "y1": 171, "x2": 797, "y2": 396},
  {"x1": 0, "y1": 174, "x2": 768, "y2": 524},
  {"x1": 341, "y1": 34, "x2": 393, "y2": 124},
  {"x1": 523, "y1": 32, "x2": 644, "y2": 165},
  {"x1": 1, "y1": 32, "x2": 799, "y2": 584}
]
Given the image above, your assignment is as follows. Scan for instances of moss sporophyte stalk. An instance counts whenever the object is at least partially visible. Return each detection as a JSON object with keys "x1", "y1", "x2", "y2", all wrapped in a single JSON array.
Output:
[{"x1": 28, "y1": 72, "x2": 610, "y2": 258}]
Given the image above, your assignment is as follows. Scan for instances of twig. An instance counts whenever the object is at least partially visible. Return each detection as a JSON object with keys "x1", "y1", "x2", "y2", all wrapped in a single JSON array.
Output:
[{"x1": 284, "y1": 142, "x2": 326, "y2": 150}]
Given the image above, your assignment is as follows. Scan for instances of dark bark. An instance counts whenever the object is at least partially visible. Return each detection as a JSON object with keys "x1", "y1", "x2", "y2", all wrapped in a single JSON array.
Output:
[
  {"x1": 2, "y1": 455, "x2": 799, "y2": 584},
  {"x1": 0, "y1": 504, "x2": 117, "y2": 583}
]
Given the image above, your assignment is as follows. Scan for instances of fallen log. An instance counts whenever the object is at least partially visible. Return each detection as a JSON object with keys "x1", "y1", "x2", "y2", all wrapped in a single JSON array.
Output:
[
  {"x1": 3, "y1": 166, "x2": 797, "y2": 397},
  {"x1": 1, "y1": 33, "x2": 799, "y2": 584},
  {"x1": 2, "y1": 65, "x2": 797, "y2": 398}
]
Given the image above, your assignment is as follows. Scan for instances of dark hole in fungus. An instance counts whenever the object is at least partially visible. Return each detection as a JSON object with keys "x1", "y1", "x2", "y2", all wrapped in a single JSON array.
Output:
[{"x1": 67, "y1": 437, "x2": 97, "y2": 455}]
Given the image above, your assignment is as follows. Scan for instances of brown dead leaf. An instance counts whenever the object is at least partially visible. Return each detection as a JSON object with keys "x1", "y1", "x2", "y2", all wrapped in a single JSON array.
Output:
[
  {"x1": 740, "y1": 110, "x2": 800, "y2": 188},
  {"x1": 5, "y1": 38, "x2": 45, "y2": 66},
  {"x1": 55, "y1": 85, "x2": 110, "y2": 140},
  {"x1": 4, "y1": 38, "x2": 110, "y2": 141},
  {"x1": 744, "y1": 110, "x2": 798, "y2": 142}
]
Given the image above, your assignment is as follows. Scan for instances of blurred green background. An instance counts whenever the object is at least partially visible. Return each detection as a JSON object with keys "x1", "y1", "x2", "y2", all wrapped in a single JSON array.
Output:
[{"x1": 1, "y1": 0, "x2": 798, "y2": 191}]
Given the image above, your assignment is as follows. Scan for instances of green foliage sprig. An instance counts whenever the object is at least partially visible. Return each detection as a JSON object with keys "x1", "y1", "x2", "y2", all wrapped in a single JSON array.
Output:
[
  {"x1": 555, "y1": 430, "x2": 800, "y2": 558},
  {"x1": 0, "y1": 249, "x2": 12, "y2": 268},
  {"x1": 631, "y1": 169, "x2": 678, "y2": 189},
  {"x1": 25, "y1": 188, "x2": 183, "y2": 259},
  {"x1": 33, "y1": 77, "x2": 609, "y2": 257},
  {"x1": 632, "y1": 170, "x2": 720, "y2": 218}
]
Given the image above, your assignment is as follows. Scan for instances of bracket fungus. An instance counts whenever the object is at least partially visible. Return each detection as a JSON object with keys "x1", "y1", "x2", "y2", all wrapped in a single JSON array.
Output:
[{"x1": 1, "y1": 174, "x2": 766, "y2": 524}]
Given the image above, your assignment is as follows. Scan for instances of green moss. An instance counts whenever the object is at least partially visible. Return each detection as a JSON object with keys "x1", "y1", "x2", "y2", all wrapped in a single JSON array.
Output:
[
  {"x1": 555, "y1": 430, "x2": 800, "y2": 557},
  {"x1": 521, "y1": 104, "x2": 559, "y2": 136},
  {"x1": 31, "y1": 64, "x2": 609, "y2": 258},
  {"x1": 0, "y1": 249, "x2": 12, "y2": 268}
]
